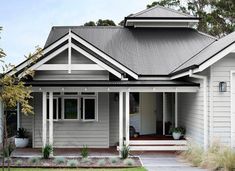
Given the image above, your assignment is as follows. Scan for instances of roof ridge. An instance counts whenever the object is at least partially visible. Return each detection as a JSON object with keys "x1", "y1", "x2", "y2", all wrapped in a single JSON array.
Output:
[{"x1": 131, "y1": 5, "x2": 160, "y2": 17}]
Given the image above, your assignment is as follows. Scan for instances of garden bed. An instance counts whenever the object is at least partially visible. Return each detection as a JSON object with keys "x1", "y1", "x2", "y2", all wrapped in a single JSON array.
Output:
[{"x1": 0, "y1": 157, "x2": 141, "y2": 168}]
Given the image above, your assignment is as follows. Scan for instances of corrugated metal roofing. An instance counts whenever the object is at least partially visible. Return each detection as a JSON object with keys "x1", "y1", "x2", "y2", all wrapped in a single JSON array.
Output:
[
  {"x1": 45, "y1": 26, "x2": 216, "y2": 76},
  {"x1": 173, "y1": 31, "x2": 235, "y2": 73},
  {"x1": 129, "y1": 5, "x2": 196, "y2": 18}
]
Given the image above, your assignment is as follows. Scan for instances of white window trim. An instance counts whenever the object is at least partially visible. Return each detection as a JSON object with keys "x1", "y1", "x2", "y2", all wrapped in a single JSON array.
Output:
[
  {"x1": 82, "y1": 96, "x2": 98, "y2": 122},
  {"x1": 46, "y1": 97, "x2": 59, "y2": 121},
  {"x1": 62, "y1": 97, "x2": 80, "y2": 120}
]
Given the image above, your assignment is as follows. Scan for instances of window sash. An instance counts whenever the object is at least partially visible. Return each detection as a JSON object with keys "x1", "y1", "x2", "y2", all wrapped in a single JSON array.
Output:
[
  {"x1": 46, "y1": 97, "x2": 59, "y2": 121},
  {"x1": 82, "y1": 97, "x2": 97, "y2": 121},
  {"x1": 62, "y1": 97, "x2": 80, "y2": 120}
]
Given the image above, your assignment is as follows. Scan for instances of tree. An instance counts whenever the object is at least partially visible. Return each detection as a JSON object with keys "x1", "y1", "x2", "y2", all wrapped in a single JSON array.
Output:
[
  {"x1": 0, "y1": 27, "x2": 42, "y2": 170},
  {"x1": 84, "y1": 19, "x2": 116, "y2": 26},
  {"x1": 147, "y1": 0, "x2": 235, "y2": 37}
]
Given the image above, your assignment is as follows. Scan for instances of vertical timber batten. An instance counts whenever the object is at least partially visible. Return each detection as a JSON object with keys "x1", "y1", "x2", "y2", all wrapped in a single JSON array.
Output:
[
  {"x1": 42, "y1": 92, "x2": 47, "y2": 147},
  {"x1": 125, "y1": 92, "x2": 130, "y2": 146},
  {"x1": 119, "y1": 91, "x2": 123, "y2": 155},
  {"x1": 49, "y1": 92, "x2": 53, "y2": 147}
]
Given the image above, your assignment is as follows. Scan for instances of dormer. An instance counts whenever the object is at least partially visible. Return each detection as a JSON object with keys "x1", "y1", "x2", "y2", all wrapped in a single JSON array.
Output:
[{"x1": 124, "y1": 5, "x2": 200, "y2": 28}]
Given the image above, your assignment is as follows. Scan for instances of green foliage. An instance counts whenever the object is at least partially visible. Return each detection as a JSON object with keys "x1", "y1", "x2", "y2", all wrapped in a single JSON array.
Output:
[
  {"x1": 147, "y1": 0, "x2": 235, "y2": 37},
  {"x1": 84, "y1": 21, "x2": 96, "y2": 26},
  {"x1": 66, "y1": 159, "x2": 78, "y2": 167},
  {"x1": 170, "y1": 127, "x2": 186, "y2": 134},
  {"x1": 109, "y1": 157, "x2": 119, "y2": 164},
  {"x1": 28, "y1": 157, "x2": 41, "y2": 164},
  {"x1": 42, "y1": 144, "x2": 53, "y2": 159},
  {"x1": 16, "y1": 128, "x2": 28, "y2": 138},
  {"x1": 84, "y1": 19, "x2": 116, "y2": 26},
  {"x1": 80, "y1": 157, "x2": 91, "y2": 163},
  {"x1": 2, "y1": 142, "x2": 15, "y2": 157},
  {"x1": 97, "y1": 159, "x2": 106, "y2": 166},
  {"x1": 123, "y1": 158, "x2": 135, "y2": 166},
  {"x1": 121, "y1": 145, "x2": 130, "y2": 159},
  {"x1": 53, "y1": 157, "x2": 66, "y2": 164},
  {"x1": 81, "y1": 145, "x2": 89, "y2": 158},
  {"x1": 15, "y1": 159, "x2": 23, "y2": 166}
]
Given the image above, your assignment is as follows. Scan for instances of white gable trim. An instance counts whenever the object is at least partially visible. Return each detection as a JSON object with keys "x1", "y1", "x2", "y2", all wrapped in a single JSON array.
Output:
[
  {"x1": 36, "y1": 64, "x2": 105, "y2": 71},
  {"x1": 71, "y1": 32, "x2": 138, "y2": 79}
]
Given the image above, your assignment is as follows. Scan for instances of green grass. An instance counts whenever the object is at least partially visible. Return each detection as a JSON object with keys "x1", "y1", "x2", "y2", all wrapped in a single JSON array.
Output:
[{"x1": 9, "y1": 168, "x2": 146, "y2": 171}]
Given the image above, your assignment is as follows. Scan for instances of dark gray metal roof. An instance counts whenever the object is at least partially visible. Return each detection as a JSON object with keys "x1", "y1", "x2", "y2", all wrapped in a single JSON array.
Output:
[
  {"x1": 25, "y1": 80, "x2": 199, "y2": 87},
  {"x1": 173, "y1": 31, "x2": 235, "y2": 73},
  {"x1": 129, "y1": 5, "x2": 197, "y2": 18},
  {"x1": 45, "y1": 26, "x2": 216, "y2": 76}
]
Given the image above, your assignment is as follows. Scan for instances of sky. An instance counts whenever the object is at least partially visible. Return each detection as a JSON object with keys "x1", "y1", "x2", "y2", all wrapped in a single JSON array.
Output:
[{"x1": 0, "y1": 0, "x2": 154, "y2": 65}]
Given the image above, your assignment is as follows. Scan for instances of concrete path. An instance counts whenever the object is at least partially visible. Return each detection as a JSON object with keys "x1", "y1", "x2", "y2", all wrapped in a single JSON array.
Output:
[{"x1": 137, "y1": 152, "x2": 207, "y2": 171}]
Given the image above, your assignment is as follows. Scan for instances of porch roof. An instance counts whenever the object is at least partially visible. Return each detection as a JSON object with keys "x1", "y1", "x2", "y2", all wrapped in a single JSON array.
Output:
[{"x1": 25, "y1": 80, "x2": 199, "y2": 87}]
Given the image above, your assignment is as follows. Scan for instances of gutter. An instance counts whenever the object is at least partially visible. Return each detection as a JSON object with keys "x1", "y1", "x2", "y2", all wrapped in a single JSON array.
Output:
[{"x1": 189, "y1": 70, "x2": 208, "y2": 150}]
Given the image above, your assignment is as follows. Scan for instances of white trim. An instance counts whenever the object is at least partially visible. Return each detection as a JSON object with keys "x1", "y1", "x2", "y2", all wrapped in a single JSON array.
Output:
[
  {"x1": 68, "y1": 29, "x2": 72, "y2": 73},
  {"x1": 170, "y1": 71, "x2": 190, "y2": 80},
  {"x1": 49, "y1": 92, "x2": 53, "y2": 146},
  {"x1": 133, "y1": 23, "x2": 193, "y2": 28},
  {"x1": 36, "y1": 64, "x2": 105, "y2": 71},
  {"x1": 82, "y1": 96, "x2": 98, "y2": 122},
  {"x1": 138, "y1": 77, "x2": 171, "y2": 80},
  {"x1": 129, "y1": 140, "x2": 187, "y2": 145},
  {"x1": 71, "y1": 44, "x2": 122, "y2": 79},
  {"x1": 46, "y1": 97, "x2": 59, "y2": 121},
  {"x1": 175, "y1": 92, "x2": 178, "y2": 127},
  {"x1": 125, "y1": 92, "x2": 130, "y2": 146},
  {"x1": 71, "y1": 32, "x2": 138, "y2": 80},
  {"x1": 119, "y1": 92, "x2": 124, "y2": 156},
  {"x1": 230, "y1": 71, "x2": 235, "y2": 148},
  {"x1": 42, "y1": 92, "x2": 47, "y2": 147},
  {"x1": 163, "y1": 92, "x2": 166, "y2": 135},
  {"x1": 117, "y1": 145, "x2": 187, "y2": 151},
  {"x1": 8, "y1": 35, "x2": 69, "y2": 76},
  {"x1": 17, "y1": 102, "x2": 20, "y2": 130},
  {"x1": 126, "y1": 19, "x2": 199, "y2": 23}
]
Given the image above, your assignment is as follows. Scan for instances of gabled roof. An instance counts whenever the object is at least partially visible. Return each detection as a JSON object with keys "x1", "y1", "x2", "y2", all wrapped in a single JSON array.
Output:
[
  {"x1": 45, "y1": 26, "x2": 216, "y2": 76},
  {"x1": 129, "y1": 5, "x2": 197, "y2": 19}
]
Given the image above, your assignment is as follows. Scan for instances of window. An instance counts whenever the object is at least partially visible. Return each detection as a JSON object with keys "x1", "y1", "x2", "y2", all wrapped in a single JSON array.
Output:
[
  {"x1": 81, "y1": 97, "x2": 97, "y2": 121},
  {"x1": 47, "y1": 98, "x2": 59, "y2": 120},
  {"x1": 63, "y1": 98, "x2": 79, "y2": 119},
  {"x1": 130, "y1": 93, "x2": 139, "y2": 114}
]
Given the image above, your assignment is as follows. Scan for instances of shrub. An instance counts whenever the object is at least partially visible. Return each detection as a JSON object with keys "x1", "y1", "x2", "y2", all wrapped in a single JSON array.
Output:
[
  {"x1": 81, "y1": 145, "x2": 88, "y2": 158},
  {"x1": 67, "y1": 159, "x2": 78, "y2": 167},
  {"x1": 16, "y1": 128, "x2": 28, "y2": 138},
  {"x1": 42, "y1": 144, "x2": 53, "y2": 159},
  {"x1": 53, "y1": 157, "x2": 66, "y2": 164},
  {"x1": 97, "y1": 159, "x2": 106, "y2": 166},
  {"x1": 109, "y1": 157, "x2": 119, "y2": 164},
  {"x1": 28, "y1": 157, "x2": 40, "y2": 164},
  {"x1": 123, "y1": 158, "x2": 135, "y2": 166},
  {"x1": 15, "y1": 159, "x2": 23, "y2": 166},
  {"x1": 121, "y1": 145, "x2": 130, "y2": 159},
  {"x1": 80, "y1": 157, "x2": 91, "y2": 163},
  {"x1": 3, "y1": 142, "x2": 15, "y2": 157}
]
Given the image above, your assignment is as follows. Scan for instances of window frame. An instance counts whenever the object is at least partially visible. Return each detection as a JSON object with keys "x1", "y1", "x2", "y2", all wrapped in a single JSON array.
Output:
[
  {"x1": 62, "y1": 97, "x2": 80, "y2": 120},
  {"x1": 82, "y1": 96, "x2": 98, "y2": 122},
  {"x1": 46, "y1": 97, "x2": 59, "y2": 121}
]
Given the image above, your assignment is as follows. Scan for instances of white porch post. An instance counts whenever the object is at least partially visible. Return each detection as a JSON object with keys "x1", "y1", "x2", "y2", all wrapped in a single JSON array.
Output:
[
  {"x1": 175, "y1": 92, "x2": 178, "y2": 127},
  {"x1": 163, "y1": 92, "x2": 166, "y2": 135},
  {"x1": 125, "y1": 92, "x2": 130, "y2": 146},
  {"x1": 42, "y1": 92, "x2": 47, "y2": 147},
  {"x1": 49, "y1": 92, "x2": 53, "y2": 146},
  {"x1": 119, "y1": 91, "x2": 123, "y2": 155},
  {"x1": 17, "y1": 102, "x2": 20, "y2": 130}
]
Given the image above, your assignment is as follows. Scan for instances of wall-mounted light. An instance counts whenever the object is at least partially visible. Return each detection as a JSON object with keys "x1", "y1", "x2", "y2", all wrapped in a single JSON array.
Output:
[{"x1": 219, "y1": 82, "x2": 227, "y2": 92}]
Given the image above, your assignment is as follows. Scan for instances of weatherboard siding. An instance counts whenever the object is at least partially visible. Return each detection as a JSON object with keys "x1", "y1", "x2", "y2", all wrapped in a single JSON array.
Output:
[
  {"x1": 32, "y1": 92, "x2": 109, "y2": 148},
  {"x1": 210, "y1": 53, "x2": 235, "y2": 146}
]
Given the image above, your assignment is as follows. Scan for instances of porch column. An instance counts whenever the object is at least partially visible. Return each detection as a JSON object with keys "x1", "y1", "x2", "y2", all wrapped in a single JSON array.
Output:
[
  {"x1": 175, "y1": 92, "x2": 178, "y2": 127},
  {"x1": 49, "y1": 92, "x2": 53, "y2": 146},
  {"x1": 125, "y1": 92, "x2": 130, "y2": 146},
  {"x1": 17, "y1": 102, "x2": 20, "y2": 130},
  {"x1": 119, "y1": 91, "x2": 123, "y2": 155},
  {"x1": 42, "y1": 92, "x2": 47, "y2": 147}
]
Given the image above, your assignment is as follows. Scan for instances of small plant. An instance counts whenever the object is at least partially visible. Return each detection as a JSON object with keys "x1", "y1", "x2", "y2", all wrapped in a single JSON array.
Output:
[
  {"x1": 170, "y1": 127, "x2": 186, "y2": 134},
  {"x1": 81, "y1": 157, "x2": 91, "y2": 163},
  {"x1": 53, "y1": 157, "x2": 66, "y2": 164},
  {"x1": 15, "y1": 159, "x2": 23, "y2": 166},
  {"x1": 123, "y1": 158, "x2": 135, "y2": 166},
  {"x1": 97, "y1": 159, "x2": 106, "y2": 166},
  {"x1": 28, "y1": 157, "x2": 41, "y2": 164},
  {"x1": 81, "y1": 145, "x2": 88, "y2": 158},
  {"x1": 109, "y1": 157, "x2": 119, "y2": 164},
  {"x1": 42, "y1": 144, "x2": 53, "y2": 159},
  {"x1": 121, "y1": 145, "x2": 130, "y2": 159},
  {"x1": 16, "y1": 128, "x2": 28, "y2": 138},
  {"x1": 67, "y1": 159, "x2": 78, "y2": 167},
  {"x1": 3, "y1": 142, "x2": 15, "y2": 157}
]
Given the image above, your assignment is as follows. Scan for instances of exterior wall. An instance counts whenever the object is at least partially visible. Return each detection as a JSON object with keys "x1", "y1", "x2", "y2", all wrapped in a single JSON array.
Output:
[
  {"x1": 31, "y1": 92, "x2": 109, "y2": 148},
  {"x1": 178, "y1": 70, "x2": 210, "y2": 146},
  {"x1": 210, "y1": 53, "x2": 235, "y2": 146}
]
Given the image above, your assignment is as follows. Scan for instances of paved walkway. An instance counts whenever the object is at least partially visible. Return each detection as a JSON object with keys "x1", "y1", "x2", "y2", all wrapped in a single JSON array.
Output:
[{"x1": 135, "y1": 152, "x2": 207, "y2": 171}]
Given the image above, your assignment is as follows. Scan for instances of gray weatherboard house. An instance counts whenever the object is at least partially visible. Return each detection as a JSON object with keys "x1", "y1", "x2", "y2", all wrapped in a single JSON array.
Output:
[{"x1": 7, "y1": 6, "x2": 235, "y2": 151}]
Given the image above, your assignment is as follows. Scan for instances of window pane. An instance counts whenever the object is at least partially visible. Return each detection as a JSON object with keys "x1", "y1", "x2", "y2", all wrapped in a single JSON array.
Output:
[
  {"x1": 81, "y1": 98, "x2": 83, "y2": 119},
  {"x1": 47, "y1": 99, "x2": 57, "y2": 119},
  {"x1": 58, "y1": 98, "x2": 61, "y2": 119},
  {"x1": 84, "y1": 99, "x2": 95, "y2": 120},
  {"x1": 64, "y1": 99, "x2": 78, "y2": 119},
  {"x1": 130, "y1": 93, "x2": 139, "y2": 114}
]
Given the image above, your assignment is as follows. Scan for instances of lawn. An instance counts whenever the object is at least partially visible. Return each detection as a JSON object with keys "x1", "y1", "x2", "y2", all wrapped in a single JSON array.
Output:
[{"x1": 8, "y1": 168, "x2": 146, "y2": 171}]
